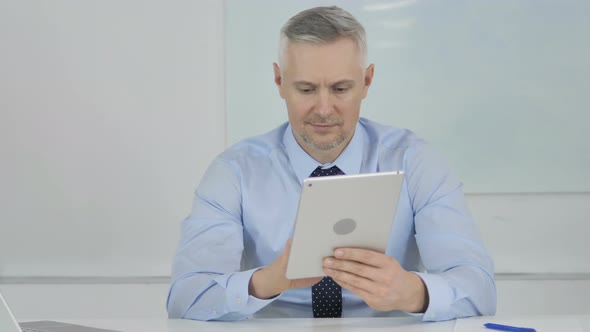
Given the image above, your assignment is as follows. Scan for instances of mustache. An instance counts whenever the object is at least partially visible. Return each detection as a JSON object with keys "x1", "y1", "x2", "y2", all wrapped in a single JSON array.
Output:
[{"x1": 305, "y1": 116, "x2": 342, "y2": 126}]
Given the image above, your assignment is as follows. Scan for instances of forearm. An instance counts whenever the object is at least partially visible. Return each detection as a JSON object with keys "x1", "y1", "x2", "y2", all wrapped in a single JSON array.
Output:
[
  {"x1": 167, "y1": 268, "x2": 276, "y2": 321},
  {"x1": 403, "y1": 271, "x2": 429, "y2": 314},
  {"x1": 248, "y1": 241, "x2": 324, "y2": 300},
  {"x1": 249, "y1": 268, "x2": 285, "y2": 299}
]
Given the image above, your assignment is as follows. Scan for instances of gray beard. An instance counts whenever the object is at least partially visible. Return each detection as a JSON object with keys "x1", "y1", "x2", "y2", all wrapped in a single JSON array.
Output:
[{"x1": 299, "y1": 132, "x2": 347, "y2": 152}]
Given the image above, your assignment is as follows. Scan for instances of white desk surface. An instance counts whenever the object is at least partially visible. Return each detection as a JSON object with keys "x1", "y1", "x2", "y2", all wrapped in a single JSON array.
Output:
[{"x1": 21, "y1": 315, "x2": 590, "y2": 332}]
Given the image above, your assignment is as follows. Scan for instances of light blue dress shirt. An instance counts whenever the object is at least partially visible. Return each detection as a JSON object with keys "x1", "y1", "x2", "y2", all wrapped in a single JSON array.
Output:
[{"x1": 167, "y1": 117, "x2": 496, "y2": 321}]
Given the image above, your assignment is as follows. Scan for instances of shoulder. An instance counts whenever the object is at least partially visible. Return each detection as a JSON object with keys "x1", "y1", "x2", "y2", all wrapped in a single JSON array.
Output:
[
  {"x1": 197, "y1": 122, "x2": 289, "y2": 194},
  {"x1": 216, "y1": 122, "x2": 289, "y2": 170},
  {"x1": 360, "y1": 119, "x2": 464, "y2": 210},
  {"x1": 359, "y1": 117, "x2": 449, "y2": 177},
  {"x1": 359, "y1": 117, "x2": 427, "y2": 153}
]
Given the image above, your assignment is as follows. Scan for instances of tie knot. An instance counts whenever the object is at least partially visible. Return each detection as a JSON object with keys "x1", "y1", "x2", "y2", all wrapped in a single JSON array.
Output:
[{"x1": 310, "y1": 165, "x2": 345, "y2": 177}]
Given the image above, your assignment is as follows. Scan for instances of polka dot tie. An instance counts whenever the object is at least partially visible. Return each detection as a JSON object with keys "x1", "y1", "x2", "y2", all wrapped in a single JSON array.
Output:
[{"x1": 310, "y1": 165, "x2": 344, "y2": 318}]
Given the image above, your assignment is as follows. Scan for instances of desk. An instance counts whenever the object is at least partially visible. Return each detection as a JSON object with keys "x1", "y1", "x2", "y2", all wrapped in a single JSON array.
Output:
[{"x1": 21, "y1": 315, "x2": 590, "y2": 332}]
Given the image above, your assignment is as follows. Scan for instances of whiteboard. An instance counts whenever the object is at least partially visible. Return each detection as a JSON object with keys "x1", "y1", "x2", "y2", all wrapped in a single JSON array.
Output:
[
  {"x1": 226, "y1": 0, "x2": 590, "y2": 193},
  {"x1": 0, "y1": 1, "x2": 225, "y2": 277}
]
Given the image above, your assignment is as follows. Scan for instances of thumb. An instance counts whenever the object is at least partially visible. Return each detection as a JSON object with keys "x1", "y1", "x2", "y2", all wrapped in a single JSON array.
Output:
[
  {"x1": 280, "y1": 238, "x2": 293, "y2": 265},
  {"x1": 284, "y1": 238, "x2": 293, "y2": 255}
]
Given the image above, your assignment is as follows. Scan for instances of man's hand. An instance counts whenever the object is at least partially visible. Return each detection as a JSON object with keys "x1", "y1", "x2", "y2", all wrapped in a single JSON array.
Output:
[
  {"x1": 323, "y1": 248, "x2": 429, "y2": 313},
  {"x1": 249, "y1": 239, "x2": 323, "y2": 299}
]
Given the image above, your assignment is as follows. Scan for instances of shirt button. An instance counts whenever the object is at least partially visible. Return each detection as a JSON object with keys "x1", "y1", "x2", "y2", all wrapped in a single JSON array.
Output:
[
  {"x1": 236, "y1": 297, "x2": 242, "y2": 304},
  {"x1": 212, "y1": 309, "x2": 217, "y2": 315}
]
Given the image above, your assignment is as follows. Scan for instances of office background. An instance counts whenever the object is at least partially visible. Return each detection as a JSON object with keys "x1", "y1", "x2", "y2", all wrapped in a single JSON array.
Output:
[{"x1": 1, "y1": 0, "x2": 588, "y2": 318}]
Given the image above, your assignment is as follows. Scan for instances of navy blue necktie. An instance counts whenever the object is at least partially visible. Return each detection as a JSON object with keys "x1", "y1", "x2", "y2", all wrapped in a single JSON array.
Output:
[{"x1": 310, "y1": 165, "x2": 344, "y2": 318}]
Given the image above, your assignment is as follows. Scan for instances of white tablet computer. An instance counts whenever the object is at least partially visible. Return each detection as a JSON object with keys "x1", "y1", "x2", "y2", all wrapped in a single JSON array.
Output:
[{"x1": 286, "y1": 171, "x2": 405, "y2": 279}]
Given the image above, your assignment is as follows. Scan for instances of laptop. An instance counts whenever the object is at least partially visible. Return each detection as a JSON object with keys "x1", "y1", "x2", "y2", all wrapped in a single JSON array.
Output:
[
  {"x1": 0, "y1": 290, "x2": 123, "y2": 332},
  {"x1": 286, "y1": 171, "x2": 404, "y2": 279}
]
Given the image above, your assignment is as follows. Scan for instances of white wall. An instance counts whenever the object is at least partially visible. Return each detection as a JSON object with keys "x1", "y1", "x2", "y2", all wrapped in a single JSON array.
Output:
[
  {"x1": 0, "y1": 0, "x2": 225, "y2": 277},
  {"x1": 1, "y1": 0, "x2": 589, "y2": 319},
  {"x1": 0, "y1": 0, "x2": 225, "y2": 317}
]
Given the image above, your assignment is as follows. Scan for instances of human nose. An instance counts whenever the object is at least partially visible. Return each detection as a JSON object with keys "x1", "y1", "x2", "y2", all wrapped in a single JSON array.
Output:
[{"x1": 315, "y1": 89, "x2": 334, "y2": 116}]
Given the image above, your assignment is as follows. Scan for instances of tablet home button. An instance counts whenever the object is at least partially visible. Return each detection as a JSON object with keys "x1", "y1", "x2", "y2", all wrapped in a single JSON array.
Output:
[{"x1": 333, "y1": 218, "x2": 356, "y2": 235}]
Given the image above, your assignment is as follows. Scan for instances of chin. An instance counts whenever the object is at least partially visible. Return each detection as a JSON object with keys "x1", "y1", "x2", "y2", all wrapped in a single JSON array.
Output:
[
  {"x1": 310, "y1": 139, "x2": 344, "y2": 152},
  {"x1": 299, "y1": 130, "x2": 347, "y2": 151}
]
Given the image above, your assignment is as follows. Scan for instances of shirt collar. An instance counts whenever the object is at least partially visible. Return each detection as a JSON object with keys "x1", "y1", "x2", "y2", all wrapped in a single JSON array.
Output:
[{"x1": 283, "y1": 122, "x2": 365, "y2": 184}]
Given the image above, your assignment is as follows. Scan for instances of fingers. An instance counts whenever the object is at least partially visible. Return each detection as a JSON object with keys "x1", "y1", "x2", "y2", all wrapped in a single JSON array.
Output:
[
  {"x1": 323, "y1": 249, "x2": 403, "y2": 295},
  {"x1": 333, "y1": 247, "x2": 386, "y2": 267},
  {"x1": 334, "y1": 278, "x2": 372, "y2": 300},
  {"x1": 325, "y1": 249, "x2": 400, "y2": 285},
  {"x1": 323, "y1": 266, "x2": 374, "y2": 293},
  {"x1": 324, "y1": 257, "x2": 381, "y2": 282}
]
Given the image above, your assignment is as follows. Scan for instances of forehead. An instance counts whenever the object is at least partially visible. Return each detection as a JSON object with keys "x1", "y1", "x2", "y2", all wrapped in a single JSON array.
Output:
[{"x1": 282, "y1": 38, "x2": 364, "y2": 82}]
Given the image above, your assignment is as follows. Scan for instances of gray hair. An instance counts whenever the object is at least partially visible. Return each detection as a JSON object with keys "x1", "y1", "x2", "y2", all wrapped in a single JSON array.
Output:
[{"x1": 278, "y1": 6, "x2": 367, "y2": 70}]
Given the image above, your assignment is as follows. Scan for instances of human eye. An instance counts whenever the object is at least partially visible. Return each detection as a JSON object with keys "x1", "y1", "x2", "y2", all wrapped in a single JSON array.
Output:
[
  {"x1": 333, "y1": 86, "x2": 351, "y2": 94},
  {"x1": 297, "y1": 86, "x2": 315, "y2": 94},
  {"x1": 332, "y1": 81, "x2": 355, "y2": 94}
]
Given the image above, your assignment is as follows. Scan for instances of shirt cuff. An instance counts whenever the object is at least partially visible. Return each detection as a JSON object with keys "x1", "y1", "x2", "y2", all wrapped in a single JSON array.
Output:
[
  {"x1": 218, "y1": 268, "x2": 277, "y2": 316},
  {"x1": 413, "y1": 272, "x2": 454, "y2": 321}
]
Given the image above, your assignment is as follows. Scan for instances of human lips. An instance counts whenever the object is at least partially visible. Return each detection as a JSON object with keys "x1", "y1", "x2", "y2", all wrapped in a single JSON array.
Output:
[
  {"x1": 308, "y1": 122, "x2": 339, "y2": 132},
  {"x1": 311, "y1": 123, "x2": 336, "y2": 127},
  {"x1": 306, "y1": 119, "x2": 341, "y2": 127}
]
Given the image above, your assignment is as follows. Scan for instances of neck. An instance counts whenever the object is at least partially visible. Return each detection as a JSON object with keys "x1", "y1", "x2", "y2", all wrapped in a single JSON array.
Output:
[{"x1": 310, "y1": 150, "x2": 341, "y2": 165}]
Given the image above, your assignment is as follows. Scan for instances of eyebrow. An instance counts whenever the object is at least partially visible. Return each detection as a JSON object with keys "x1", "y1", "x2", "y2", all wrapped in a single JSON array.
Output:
[{"x1": 293, "y1": 80, "x2": 356, "y2": 87}]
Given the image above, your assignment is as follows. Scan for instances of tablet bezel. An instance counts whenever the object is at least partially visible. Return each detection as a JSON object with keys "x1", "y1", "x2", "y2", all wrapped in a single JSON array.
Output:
[{"x1": 286, "y1": 171, "x2": 404, "y2": 279}]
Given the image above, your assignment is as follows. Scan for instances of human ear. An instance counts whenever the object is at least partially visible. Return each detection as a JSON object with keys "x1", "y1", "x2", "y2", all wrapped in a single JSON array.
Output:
[{"x1": 273, "y1": 63, "x2": 285, "y2": 99}]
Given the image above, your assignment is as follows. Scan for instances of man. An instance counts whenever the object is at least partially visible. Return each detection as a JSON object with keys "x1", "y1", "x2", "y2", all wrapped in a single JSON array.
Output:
[{"x1": 167, "y1": 6, "x2": 496, "y2": 321}]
